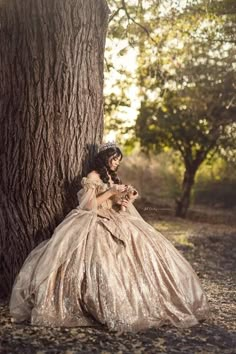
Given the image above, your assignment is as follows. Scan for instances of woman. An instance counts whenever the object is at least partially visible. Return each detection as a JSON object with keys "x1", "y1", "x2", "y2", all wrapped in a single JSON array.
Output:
[{"x1": 9, "y1": 141, "x2": 210, "y2": 332}]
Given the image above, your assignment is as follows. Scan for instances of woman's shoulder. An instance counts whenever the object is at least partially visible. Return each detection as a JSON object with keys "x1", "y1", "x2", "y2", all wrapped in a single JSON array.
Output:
[
  {"x1": 81, "y1": 171, "x2": 104, "y2": 187},
  {"x1": 87, "y1": 171, "x2": 101, "y2": 180}
]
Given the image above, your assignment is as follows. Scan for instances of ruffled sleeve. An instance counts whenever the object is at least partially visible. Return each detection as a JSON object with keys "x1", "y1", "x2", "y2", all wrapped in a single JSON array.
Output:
[
  {"x1": 77, "y1": 177, "x2": 102, "y2": 212},
  {"x1": 80, "y1": 177, "x2": 102, "y2": 191}
]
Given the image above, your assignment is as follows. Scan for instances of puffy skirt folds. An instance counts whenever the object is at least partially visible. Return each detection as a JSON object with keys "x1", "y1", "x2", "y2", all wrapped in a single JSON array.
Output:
[{"x1": 9, "y1": 208, "x2": 210, "y2": 332}]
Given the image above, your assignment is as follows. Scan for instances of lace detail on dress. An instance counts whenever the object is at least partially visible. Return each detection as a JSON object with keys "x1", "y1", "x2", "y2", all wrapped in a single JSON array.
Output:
[
  {"x1": 78, "y1": 177, "x2": 112, "y2": 212},
  {"x1": 81, "y1": 177, "x2": 104, "y2": 190}
]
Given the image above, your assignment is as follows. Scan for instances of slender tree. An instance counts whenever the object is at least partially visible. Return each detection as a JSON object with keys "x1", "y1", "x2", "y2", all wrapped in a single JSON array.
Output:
[{"x1": 0, "y1": 0, "x2": 109, "y2": 298}]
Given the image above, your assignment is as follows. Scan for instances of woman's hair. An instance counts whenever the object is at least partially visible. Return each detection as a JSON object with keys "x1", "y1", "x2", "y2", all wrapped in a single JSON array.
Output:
[{"x1": 88, "y1": 147, "x2": 123, "y2": 185}]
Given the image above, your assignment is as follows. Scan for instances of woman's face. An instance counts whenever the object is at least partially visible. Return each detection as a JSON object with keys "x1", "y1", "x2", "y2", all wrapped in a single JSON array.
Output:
[{"x1": 108, "y1": 154, "x2": 122, "y2": 171}]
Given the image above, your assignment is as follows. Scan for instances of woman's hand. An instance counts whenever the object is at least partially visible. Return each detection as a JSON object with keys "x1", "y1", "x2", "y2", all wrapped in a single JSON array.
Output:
[
  {"x1": 109, "y1": 184, "x2": 128, "y2": 196},
  {"x1": 127, "y1": 191, "x2": 139, "y2": 203},
  {"x1": 120, "y1": 198, "x2": 130, "y2": 208},
  {"x1": 115, "y1": 195, "x2": 130, "y2": 207}
]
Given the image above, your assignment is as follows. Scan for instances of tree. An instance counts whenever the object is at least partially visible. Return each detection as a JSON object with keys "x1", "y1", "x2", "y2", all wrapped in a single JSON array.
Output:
[
  {"x1": 0, "y1": 0, "x2": 109, "y2": 298},
  {"x1": 104, "y1": 0, "x2": 163, "y2": 151},
  {"x1": 135, "y1": 2, "x2": 236, "y2": 217},
  {"x1": 205, "y1": 0, "x2": 236, "y2": 44}
]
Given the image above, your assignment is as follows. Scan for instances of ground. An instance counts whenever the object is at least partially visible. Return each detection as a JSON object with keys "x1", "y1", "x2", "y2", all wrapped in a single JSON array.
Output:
[{"x1": 0, "y1": 208, "x2": 236, "y2": 354}]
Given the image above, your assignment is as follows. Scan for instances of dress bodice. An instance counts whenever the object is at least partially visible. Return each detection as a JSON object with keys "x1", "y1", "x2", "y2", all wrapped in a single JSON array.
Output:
[{"x1": 80, "y1": 176, "x2": 114, "y2": 211}]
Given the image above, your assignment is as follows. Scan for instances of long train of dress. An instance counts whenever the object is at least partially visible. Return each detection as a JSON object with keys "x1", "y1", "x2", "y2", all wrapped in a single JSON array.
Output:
[{"x1": 9, "y1": 177, "x2": 210, "y2": 332}]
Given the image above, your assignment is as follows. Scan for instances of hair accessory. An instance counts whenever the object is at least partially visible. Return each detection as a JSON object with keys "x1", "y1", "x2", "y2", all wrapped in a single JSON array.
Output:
[{"x1": 98, "y1": 140, "x2": 117, "y2": 153}]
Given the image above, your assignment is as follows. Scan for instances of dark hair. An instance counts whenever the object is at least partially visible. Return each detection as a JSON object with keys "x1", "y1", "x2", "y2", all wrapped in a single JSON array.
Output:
[{"x1": 88, "y1": 147, "x2": 123, "y2": 186}]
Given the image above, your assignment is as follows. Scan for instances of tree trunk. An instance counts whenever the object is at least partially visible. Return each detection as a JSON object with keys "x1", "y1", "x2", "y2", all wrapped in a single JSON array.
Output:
[
  {"x1": 175, "y1": 167, "x2": 197, "y2": 218},
  {"x1": 0, "y1": 0, "x2": 109, "y2": 298}
]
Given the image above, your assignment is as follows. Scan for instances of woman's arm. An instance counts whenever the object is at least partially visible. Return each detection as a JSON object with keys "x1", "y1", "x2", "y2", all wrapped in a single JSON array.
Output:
[
  {"x1": 96, "y1": 185, "x2": 127, "y2": 206},
  {"x1": 96, "y1": 189, "x2": 114, "y2": 206},
  {"x1": 115, "y1": 187, "x2": 139, "y2": 209},
  {"x1": 86, "y1": 172, "x2": 127, "y2": 207}
]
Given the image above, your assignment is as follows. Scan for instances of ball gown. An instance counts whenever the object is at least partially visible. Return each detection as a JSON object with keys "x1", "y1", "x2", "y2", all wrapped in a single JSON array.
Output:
[{"x1": 9, "y1": 176, "x2": 210, "y2": 332}]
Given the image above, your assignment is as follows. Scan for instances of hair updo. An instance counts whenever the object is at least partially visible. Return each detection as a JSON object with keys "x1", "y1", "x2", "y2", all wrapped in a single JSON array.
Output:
[{"x1": 88, "y1": 146, "x2": 123, "y2": 185}]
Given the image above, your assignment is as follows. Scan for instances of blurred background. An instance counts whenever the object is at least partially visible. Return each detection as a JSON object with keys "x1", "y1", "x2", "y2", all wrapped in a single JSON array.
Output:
[{"x1": 104, "y1": 0, "x2": 236, "y2": 221}]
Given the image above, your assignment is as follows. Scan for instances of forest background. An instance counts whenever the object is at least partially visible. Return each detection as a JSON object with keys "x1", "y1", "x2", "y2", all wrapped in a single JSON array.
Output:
[{"x1": 104, "y1": 0, "x2": 236, "y2": 218}]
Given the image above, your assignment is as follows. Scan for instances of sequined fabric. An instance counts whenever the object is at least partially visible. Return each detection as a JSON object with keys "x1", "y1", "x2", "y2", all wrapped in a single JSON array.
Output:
[{"x1": 9, "y1": 177, "x2": 210, "y2": 332}]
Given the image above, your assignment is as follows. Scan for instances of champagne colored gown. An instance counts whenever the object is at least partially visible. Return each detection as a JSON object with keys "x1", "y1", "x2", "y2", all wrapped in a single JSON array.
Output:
[{"x1": 9, "y1": 177, "x2": 210, "y2": 332}]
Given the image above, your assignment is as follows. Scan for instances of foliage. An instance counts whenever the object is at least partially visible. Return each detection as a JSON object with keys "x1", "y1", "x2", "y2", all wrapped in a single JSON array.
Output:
[
  {"x1": 136, "y1": 1, "x2": 236, "y2": 165},
  {"x1": 104, "y1": 0, "x2": 162, "y2": 148},
  {"x1": 105, "y1": 0, "x2": 236, "y2": 215},
  {"x1": 194, "y1": 155, "x2": 236, "y2": 208}
]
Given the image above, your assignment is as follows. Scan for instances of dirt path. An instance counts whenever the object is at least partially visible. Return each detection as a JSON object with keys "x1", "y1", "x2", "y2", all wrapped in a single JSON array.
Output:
[{"x1": 0, "y1": 215, "x2": 235, "y2": 353}]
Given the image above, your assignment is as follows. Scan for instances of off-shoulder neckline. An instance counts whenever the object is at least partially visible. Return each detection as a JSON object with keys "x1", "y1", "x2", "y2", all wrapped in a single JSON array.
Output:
[{"x1": 81, "y1": 176, "x2": 113, "y2": 186}]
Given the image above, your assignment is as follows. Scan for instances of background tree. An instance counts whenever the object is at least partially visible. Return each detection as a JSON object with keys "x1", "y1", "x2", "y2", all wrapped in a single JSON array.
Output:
[
  {"x1": 0, "y1": 0, "x2": 109, "y2": 298},
  {"x1": 135, "y1": 2, "x2": 236, "y2": 217}
]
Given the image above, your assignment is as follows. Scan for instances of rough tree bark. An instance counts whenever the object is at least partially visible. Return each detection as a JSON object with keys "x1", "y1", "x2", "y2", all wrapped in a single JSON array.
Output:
[{"x1": 0, "y1": 0, "x2": 109, "y2": 298}]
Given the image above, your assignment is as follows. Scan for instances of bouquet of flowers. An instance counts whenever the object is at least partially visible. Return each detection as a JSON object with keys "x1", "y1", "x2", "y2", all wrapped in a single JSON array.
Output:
[{"x1": 113, "y1": 184, "x2": 139, "y2": 211}]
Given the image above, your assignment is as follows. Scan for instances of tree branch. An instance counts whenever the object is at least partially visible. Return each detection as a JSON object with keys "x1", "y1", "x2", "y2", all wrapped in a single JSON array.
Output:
[
  {"x1": 121, "y1": 0, "x2": 158, "y2": 45},
  {"x1": 108, "y1": 6, "x2": 123, "y2": 23}
]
